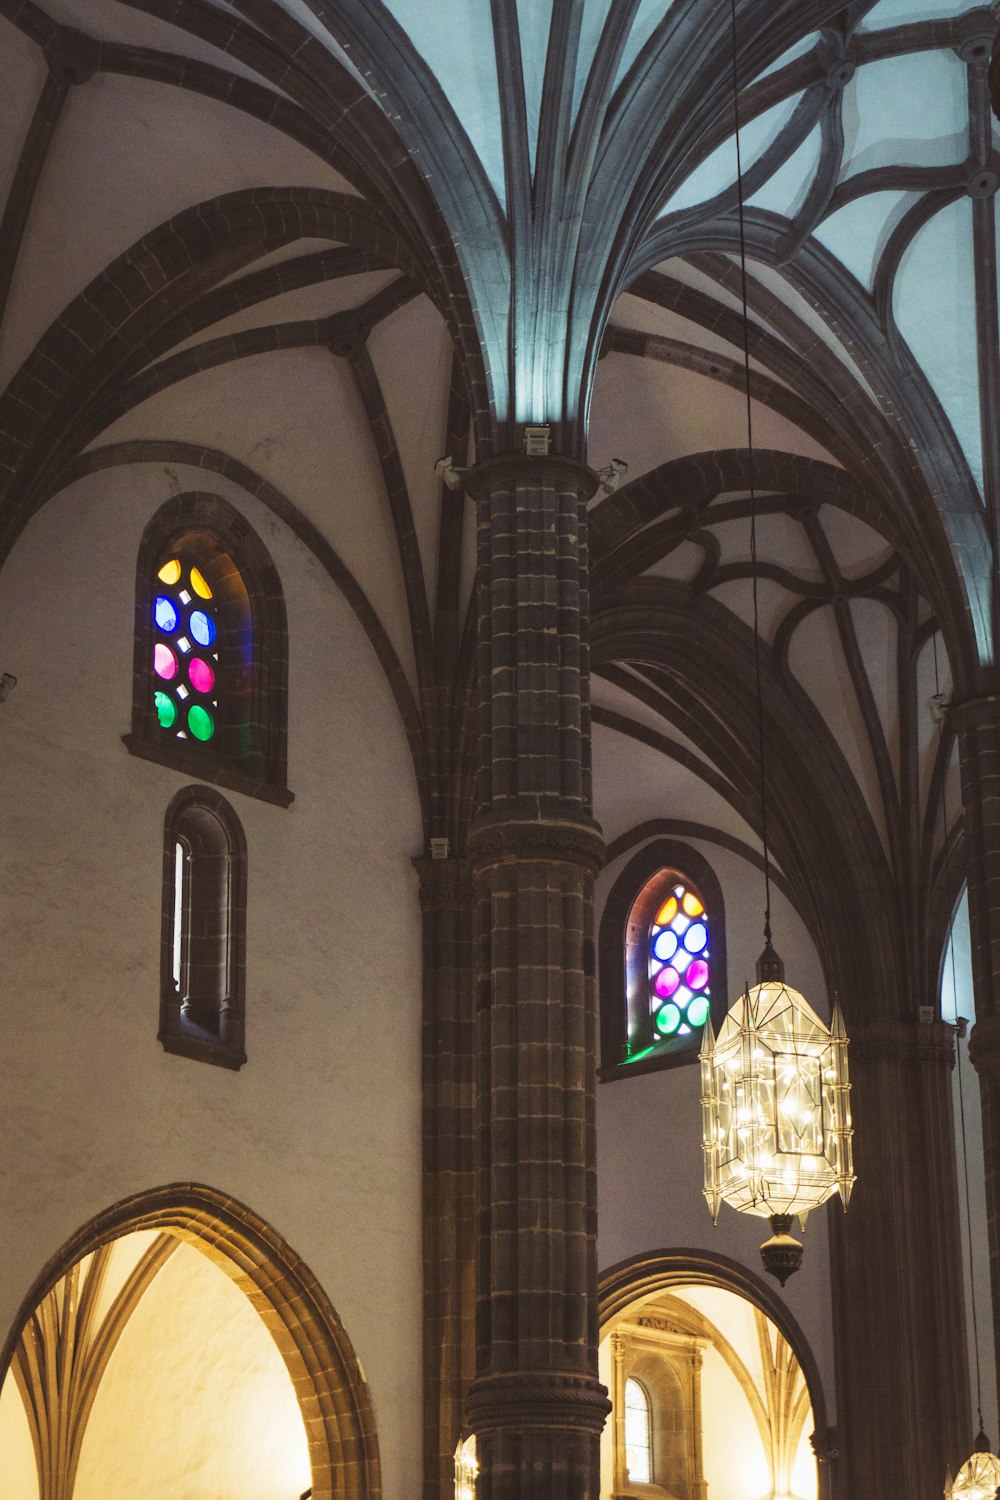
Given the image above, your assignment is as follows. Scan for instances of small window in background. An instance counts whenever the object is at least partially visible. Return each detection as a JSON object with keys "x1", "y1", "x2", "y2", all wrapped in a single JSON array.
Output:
[
  {"x1": 160, "y1": 786, "x2": 247, "y2": 1071},
  {"x1": 624, "y1": 1377, "x2": 651, "y2": 1483}
]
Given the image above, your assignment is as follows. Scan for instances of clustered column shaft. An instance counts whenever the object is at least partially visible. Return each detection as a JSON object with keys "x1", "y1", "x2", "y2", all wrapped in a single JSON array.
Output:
[
  {"x1": 416, "y1": 857, "x2": 478, "y2": 1500},
  {"x1": 464, "y1": 454, "x2": 609, "y2": 1500},
  {"x1": 954, "y1": 694, "x2": 1000, "y2": 1417},
  {"x1": 833, "y1": 1019, "x2": 969, "y2": 1491}
]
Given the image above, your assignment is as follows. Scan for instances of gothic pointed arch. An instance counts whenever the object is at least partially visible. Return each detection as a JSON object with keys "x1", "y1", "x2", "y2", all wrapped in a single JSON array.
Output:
[{"x1": 0, "y1": 1184, "x2": 381, "y2": 1500}]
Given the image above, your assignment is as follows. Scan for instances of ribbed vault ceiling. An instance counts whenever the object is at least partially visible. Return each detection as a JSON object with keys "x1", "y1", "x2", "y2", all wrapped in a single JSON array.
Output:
[{"x1": 1, "y1": 0, "x2": 994, "y2": 1014}]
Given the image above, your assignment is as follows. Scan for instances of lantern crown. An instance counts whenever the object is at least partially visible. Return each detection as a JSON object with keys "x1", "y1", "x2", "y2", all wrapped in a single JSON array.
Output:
[{"x1": 755, "y1": 941, "x2": 785, "y2": 985}]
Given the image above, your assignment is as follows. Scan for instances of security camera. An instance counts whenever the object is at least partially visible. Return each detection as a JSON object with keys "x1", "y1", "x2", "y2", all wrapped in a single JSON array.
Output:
[
  {"x1": 597, "y1": 458, "x2": 628, "y2": 495},
  {"x1": 435, "y1": 455, "x2": 467, "y2": 492}
]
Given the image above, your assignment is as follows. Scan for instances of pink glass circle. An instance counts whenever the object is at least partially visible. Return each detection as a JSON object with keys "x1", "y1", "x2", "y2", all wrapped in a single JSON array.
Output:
[
  {"x1": 189, "y1": 657, "x2": 215, "y2": 694},
  {"x1": 154, "y1": 643, "x2": 178, "y2": 680},
  {"x1": 653, "y1": 966, "x2": 680, "y2": 999},
  {"x1": 687, "y1": 958, "x2": 709, "y2": 991}
]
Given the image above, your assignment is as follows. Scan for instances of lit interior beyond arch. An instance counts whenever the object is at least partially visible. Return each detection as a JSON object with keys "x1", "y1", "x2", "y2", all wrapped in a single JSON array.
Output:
[
  {"x1": 0, "y1": 1230, "x2": 311, "y2": 1500},
  {"x1": 600, "y1": 1281, "x2": 817, "y2": 1500}
]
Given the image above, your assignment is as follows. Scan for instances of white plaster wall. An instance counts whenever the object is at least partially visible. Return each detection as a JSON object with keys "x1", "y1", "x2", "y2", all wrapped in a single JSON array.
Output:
[
  {"x1": 73, "y1": 1239, "x2": 311, "y2": 1500},
  {"x1": 593, "y1": 814, "x2": 838, "y2": 1423},
  {"x1": 0, "y1": 464, "x2": 424, "y2": 1498}
]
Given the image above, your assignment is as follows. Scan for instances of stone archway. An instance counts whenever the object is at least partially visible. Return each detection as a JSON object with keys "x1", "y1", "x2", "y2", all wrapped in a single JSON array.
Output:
[
  {"x1": 0, "y1": 1184, "x2": 381, "y2": 1500},
  {"x1": 599, "y1": 1248, "x2": 834, "y2": 1500}
]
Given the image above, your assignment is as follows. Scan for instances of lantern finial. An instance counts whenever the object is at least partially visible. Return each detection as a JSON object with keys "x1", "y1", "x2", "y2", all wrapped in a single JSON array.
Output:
[
  {"x1": 760, "y1": 1214, "x2": 804, "y2": 1286},
  {"x1": 755, "y1": 942, "x2": 784, "y2": 984}
]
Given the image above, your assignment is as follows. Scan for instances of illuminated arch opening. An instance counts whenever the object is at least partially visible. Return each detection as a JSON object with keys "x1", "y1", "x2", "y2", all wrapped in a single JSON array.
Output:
[
  {"x1": 600, "y1": 1250, "x2": 829, "y2": 1500},
  {"x1": 0, "y1": 1185, "x2": 380, "y2": 1500}
]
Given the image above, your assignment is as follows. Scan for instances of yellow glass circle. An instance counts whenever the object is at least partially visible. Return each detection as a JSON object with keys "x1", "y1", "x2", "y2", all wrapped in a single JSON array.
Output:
[
  {"x1": 189, "y1": 566, "x2": 213, "y2": 600},
  {"x1": 157, "y1": 558, "x2": 182, "y2": 585},
  {"x1": 682, "y1": 891, "x2": 704, "y2": 917},
  {"x1": 655, "y1": 897, "x2": 678, "y2": 925}
]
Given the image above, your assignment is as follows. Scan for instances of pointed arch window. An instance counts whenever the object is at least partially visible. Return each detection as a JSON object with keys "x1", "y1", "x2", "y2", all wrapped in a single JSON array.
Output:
[
  {"x1": 160, "y1": 785, "x2": 247, "y2": 1070},
  {"x1": 125, "y1": 493, "x2": 292, "y2": 807},
  {"x1": 599, "y1": 838, "x2": 727, "y2": 1079},
  {"x1": 624, "y1": 1378, "x2": 651, "y2": 1484}
]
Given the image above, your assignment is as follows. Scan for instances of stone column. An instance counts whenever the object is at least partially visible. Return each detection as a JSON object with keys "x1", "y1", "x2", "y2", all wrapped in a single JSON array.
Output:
[
  {"x1": 463, "y1": 454, "x2": 610, "y2": 1500},
  {"x1": 416, "y1": 856, "x2": 478, "y2": 1500},
  {"x1": 831, "y1": 1018, "x2": 968, "y2": 1494},
  {"x1": 955, "y1": 694, "x2": 1000, "y2": 1430}
]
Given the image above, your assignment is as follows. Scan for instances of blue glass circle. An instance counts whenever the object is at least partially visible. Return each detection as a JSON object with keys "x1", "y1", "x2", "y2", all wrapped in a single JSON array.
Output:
[
  {"x1": 652, "y1": 929, "x2": 679, "y2": 963},
  {"x1": 189, "y1": 610, "x2": 216, "y2": 647},
  {"x1": 684, "y1": 921, "x2": 708, "y2": 954},
  {"x1": 154, "y1": 595, "x2": 178, "y2": 633}
]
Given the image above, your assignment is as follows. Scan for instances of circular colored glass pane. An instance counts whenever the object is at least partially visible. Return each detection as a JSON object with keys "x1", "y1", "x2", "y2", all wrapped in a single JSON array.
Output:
[
  {"x1": 682, "y1": 891, "x2": 704, "y2": 917},
  {"x1": 189, "y1": 610, "x2": 216, "y2": 647},
  {"x1": 187, "y1": 704, "x2": 215, "y2": 741},
  {"x1": 686, "y1": 958, "x2": 709, "y2": 991},
  {"x1": 189, "y1": 657, "x2": 215, "y2": 694},
  {"x1": 157, "y1": 558, "x2": 181, "y2": 585},
  {"x1": 653, "y1": 966, "x2": 679, "y2": 999},
  {"x1": 154, "y1": 595, "x2": 178, "y2": 632},
  {"x1": 686, "y1": 996, "x2": 710, "y2": 1029},
  {"x1": 652, "y1": 929, "x2": 678, "y2": 963},
  {"x1": 654, "y1": 896, "x2": 678, "y2": 925},
  {"x1": 655, "y1": 1003, "x2": 681, "y2": 1036},
  {"x1": 190, "y1": 566, "x2": 213, "y2": 600},
  {"x1": 154, "y1": 643, "x2": 178, "y2": 680},
  {"x1": 684, "y1": 921, "x2": 708, "y2": 954},
  {"x1": 154, "y1": 691, "x2": 176, "y2": 729}
]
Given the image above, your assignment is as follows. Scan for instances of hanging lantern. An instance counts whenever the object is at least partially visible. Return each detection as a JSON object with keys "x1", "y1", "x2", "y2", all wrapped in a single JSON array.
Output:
[
  {"x1": 700, "y1": 943, "x2": 855, "y2": 1284},
  {"x1": 454, "y1": 1434, "x2": 477, "y2": 1500},
  {"x1": 946, "y1": 1431, "x2": 1000, "y2": 1499}
]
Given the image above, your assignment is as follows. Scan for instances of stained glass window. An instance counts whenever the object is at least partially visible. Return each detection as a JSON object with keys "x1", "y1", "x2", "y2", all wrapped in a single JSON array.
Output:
[
  {"x1": 648, "y1": 881, "x2": 712, "y2": 1043},
  {"x1": 152, "y1": 557, "x2": 220, "y2": 745},
  {"x1": 624, "y1": 1378, "x2": 651, "y2": 1484}
]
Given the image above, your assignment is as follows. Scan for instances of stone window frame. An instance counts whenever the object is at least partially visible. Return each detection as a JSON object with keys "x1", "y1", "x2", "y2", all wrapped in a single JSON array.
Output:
[
  {"x1": 599, "y1": 839, "x2": 727, "y2": 1081},
  {"x1": 159, "y1": 784, "x2": 247, "y2": 1071},
  {"x1": 123, "y1": 491, "x2": 292, "y2": 807},
  {"x1": 609, "y1": 1320, "x2": 708, "y2": 1499}
]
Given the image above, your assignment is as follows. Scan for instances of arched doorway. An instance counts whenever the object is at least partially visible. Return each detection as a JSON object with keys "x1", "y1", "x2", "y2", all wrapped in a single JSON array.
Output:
[
  {"x1": 600, "y1": 1250, "x2": 832, "y2": 1500},
  {"x1": 0, "y1": 1184, "x2": 381, "y2": 1500}
]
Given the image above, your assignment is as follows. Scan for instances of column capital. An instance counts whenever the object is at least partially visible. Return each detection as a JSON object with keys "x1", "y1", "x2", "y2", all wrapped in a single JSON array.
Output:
[
  {"x1": 948, "y1": 690, "x2": 1000, "y2": 729},
  {"x1": 848, "y1": 1015, "x2": 954, "y2": 1068},
  {"x1": 466, "y1": 804, "x2": 605, "y2": 877},
  {"x1": 969, "y1": 1009, "x2": 1000, "y2": 1076},
  {"x1": 412, "y1": 856, "x2": 476, "y2": 910},
  {"x1": 463, "y1": 451, "x2": 600, "y2": 501},
  {"x1": 465, "y1": 1371, "x2": 610, "y2": 1436}
]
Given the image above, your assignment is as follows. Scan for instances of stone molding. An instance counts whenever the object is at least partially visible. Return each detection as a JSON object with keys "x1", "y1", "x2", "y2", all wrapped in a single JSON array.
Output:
[
  {"x1": 412, "y1": 856, "x2": 476, "y2": 910},
  {"x1": 947, "y1": 690, "x2": 1000, "y2": 729},
  {"x1": 463, "y1": 451, "x2": 600, "y2": 501},
  {"x1": 969, "y1": 1010, "x2": 1000, "y2": 1075},
  {"x1": 465, "y1": 1371, "x2": 611, "y2": 1434},
  {"x1": 466, "y1": 809, "x2": 606, "y2": 877},
  {"x1": 849, "y1": 1017, "x2": 954, "y2": 1068}
]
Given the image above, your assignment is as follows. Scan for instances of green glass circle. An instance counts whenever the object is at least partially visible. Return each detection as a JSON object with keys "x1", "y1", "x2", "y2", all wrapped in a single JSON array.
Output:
[
  {"x1": 154, "y1": 691, "x2": 176, "y2": 729},
  {"x1": 686, "y1": 996, "x2": 710, "y2": 1029},
  {"x1": 187, "y1": 704, "x2": 215, "y2": 741},
  {"x1": 655, "y1": 1002, "x2": 681, "y2": 1036}
]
